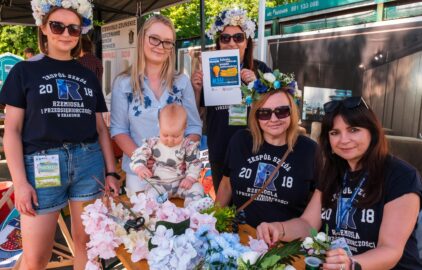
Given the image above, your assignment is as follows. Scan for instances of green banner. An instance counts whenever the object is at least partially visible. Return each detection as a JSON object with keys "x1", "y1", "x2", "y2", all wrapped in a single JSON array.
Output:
[
  {"x1": 266, "y1": 0, "x2": 383, "y2": 21},
  {"x1": 282, "y1": 10, "x2": 376, "y2": 34},
  {"x1": 384, "y1": 2, "x2": 422, "y2": 21}
]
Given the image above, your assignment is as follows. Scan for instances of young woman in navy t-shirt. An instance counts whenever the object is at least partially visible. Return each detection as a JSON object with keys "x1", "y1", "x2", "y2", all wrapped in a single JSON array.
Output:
[
  {"x1": 257, "y1": 97, "x2": 422, "y2": 270},
  {"x1": 0, "y1": 2, "x2": 119, "y2": 269}
]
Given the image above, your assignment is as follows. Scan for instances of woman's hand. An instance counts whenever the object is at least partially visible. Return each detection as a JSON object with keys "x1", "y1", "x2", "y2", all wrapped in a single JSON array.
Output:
[
  {"x1": 14, "y1": 181, "x2": 38, "y2": 216},
  {"x1": 240, "y1": 68, "x2": 257, "y2": 84},
  {"x1": 256, "y1": 222, "x2": 285, "y2": 246},
  {"x1": 191, "y1": 70, "x2": 203, "y2": 95},
  {"x1": 105, "y1": 176, "x2": 120, "y2": 197},
  {"x1": 323, "y1": 248, "x2": 352, "y2": 270}
]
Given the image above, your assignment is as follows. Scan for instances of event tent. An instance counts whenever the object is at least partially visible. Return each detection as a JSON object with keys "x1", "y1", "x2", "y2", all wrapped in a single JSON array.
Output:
[{"x1": 0, "y1": 0, "x2": 190, "y2": 25}]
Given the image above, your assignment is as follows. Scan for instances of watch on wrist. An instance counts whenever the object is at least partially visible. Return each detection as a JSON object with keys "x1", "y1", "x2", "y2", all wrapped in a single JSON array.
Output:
[
  {"x1": 351, "y1": 258, "x2": 362, "y2": 270},
  {"x1": 106, "y1": 172, "x2": 121, "y2": 180}
]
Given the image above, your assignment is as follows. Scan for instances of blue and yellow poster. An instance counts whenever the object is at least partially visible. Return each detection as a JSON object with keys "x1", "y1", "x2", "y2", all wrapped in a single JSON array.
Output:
[{"x1": 209, "y1": 56, "x2": 239, "y2": 87}]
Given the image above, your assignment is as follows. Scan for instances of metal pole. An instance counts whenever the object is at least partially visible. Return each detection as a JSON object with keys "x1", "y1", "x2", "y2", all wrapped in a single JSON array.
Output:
[
  {"x1": 200, "y1": 0, "x2": 205, "y2": 51},
  {"x1": 257, "y1": 0, "x2": 266, "y2": 61}
]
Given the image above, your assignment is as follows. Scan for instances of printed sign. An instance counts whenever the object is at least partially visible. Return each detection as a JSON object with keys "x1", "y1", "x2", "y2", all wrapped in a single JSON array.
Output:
[
  {"x1": 202, "y1": 49, "x2": 242, "y2": 106},
  {"x1": 101, "y1": 17, "x2": 137, "y2": 100}
]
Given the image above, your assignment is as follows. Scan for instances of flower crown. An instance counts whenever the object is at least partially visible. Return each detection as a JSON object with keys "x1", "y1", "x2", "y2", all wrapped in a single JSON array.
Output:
[
  {"x1": 240, "y1": 70, "x2": 298, "y2": 105},
  {"x1": 206, "y1": 8, "x2": 256, "y2": 40},
  {"x1": 31, "y1": 0, "x2": 93, "y2": 34}
]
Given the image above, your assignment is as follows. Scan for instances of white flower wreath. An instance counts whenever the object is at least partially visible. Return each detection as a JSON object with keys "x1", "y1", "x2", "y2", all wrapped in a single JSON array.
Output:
[
  {"x1": 206, "y1": 8, "x2": 256, "y2": 40},
  {"x1": 31, "y1": 0, "x2": 93, "y2": 34}
]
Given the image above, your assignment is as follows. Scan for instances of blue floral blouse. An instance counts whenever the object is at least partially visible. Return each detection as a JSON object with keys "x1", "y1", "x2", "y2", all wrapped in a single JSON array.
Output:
[{"x1": 110, "y1": 74, "x2": 202, "y2": 175}]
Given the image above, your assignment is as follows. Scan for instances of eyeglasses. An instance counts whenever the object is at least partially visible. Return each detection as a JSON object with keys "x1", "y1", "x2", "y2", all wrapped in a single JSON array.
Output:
[
  {"x1": 48, "y1": 21, "x2": 81, "y2": 37},
  {"x1": 219, "y1": 33, "x2": 246, "y2": 44},
  {"x1": 256, "y1": 106, "x2": 291, "y2": 120},
  {"x1": 323, "y1": 96, "x2": 369, "y2": 114},
  {"x1": 148, "y1": 35, "x2": 175, "y2": 49}
]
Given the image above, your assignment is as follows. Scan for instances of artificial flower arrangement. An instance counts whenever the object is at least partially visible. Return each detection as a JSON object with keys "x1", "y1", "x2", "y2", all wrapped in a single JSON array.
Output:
[
  {"x1": 240, "y1": 70, "x2": 299, "y2": 105},
  {"x1": 206, "y1": 8, "x2": 256, "y2": 40},
  {"x1": 81, "y1": 187, "x2": 301, "y2": 270},
  {"x1": 31, "y1": 0, "x2": 93, "y2": 33},
  {"x1": 301, "y1": 227, "x2": 331, "y2": 259}
]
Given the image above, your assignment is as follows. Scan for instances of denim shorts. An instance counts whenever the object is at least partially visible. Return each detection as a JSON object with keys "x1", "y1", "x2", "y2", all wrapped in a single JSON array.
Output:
[{"x1": 24, "y1": 141, "x2": 105, "y2": 214}]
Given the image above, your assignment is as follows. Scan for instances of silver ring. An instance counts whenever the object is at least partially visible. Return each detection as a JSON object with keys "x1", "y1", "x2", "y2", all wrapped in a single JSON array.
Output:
[{"x1": 339, "y1": 264, "x2": 345, "y2": 270}]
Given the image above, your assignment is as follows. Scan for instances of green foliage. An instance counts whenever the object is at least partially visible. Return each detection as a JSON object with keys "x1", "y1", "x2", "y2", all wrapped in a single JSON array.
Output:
[
  {"x1": 161, "y1": 0, "x2": 301, "y2": 39},
  {"x1": 0, "y1": 25, "x2": 38, "y2": 56},
  {"x1": 253, "y1": 239, "x2": 303, "y2": 269},
  {"x1": 200, "y1": 204, "x2": 236, "y2": 232}
]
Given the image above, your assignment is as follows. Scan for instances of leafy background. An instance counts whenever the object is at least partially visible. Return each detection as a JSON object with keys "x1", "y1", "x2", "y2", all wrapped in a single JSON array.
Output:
[{"x1": 0, "y1": 0, "x2": 299, "y2": 56}]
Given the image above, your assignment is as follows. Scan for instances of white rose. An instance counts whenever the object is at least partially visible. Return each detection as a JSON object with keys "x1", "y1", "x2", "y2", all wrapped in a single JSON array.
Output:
[
  {"x1": 316, "y1": 232, "x2": 327, "y2": 242},
  {"x1": 78, "y1": 3, "x2": 91, "y2": 16},
  {"x1": 263, "y1": 73, "x2": 276, "y2": 83},
  {"x1": 302, "y1": 237, "x2": 314, "y2": 249},
  {"x1": 240, "y1": 251, "x2": 260, "y2": 265},
  {"x1": 285, "y1": 266, "x2": 296, "y2": 270},
  {"x1": 247, "y1": 81, "x2": 254, "y2": 90},
  {"x1": 61, "y1": 0, "x2": 72, "y2": 8},
  {"x1": 230, "y1": 19, "x2": 239, "y2": 26}
]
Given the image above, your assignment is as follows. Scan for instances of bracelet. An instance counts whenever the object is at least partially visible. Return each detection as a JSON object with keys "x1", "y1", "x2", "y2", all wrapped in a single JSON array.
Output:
[
  {"x1": 106, "y1": 172, "x2": 121, "y2": 180},
  {"x1": 280, "y1": 222, "x2": 286, "y2": 239},
  {"x1": 351, "y1": 257, "x2": 362, "y2": 270}
]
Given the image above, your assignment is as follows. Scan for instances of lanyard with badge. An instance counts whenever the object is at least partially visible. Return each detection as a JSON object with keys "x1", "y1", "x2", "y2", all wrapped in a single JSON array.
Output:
[
  {"x1": 335, "y1": 171, "x2": 367, "y2": 232},
  {"x1": 34, "y1": 155, "x2": 61, "y2": 188},
  {"x1": 228, "y1": 63, "x2": 248, "y2": 126}
]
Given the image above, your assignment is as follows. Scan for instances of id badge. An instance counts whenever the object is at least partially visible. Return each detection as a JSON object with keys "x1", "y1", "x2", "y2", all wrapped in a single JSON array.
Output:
[
  {"x1": 331, "y1": 237, "x2": 353, "y2": 256},
  {"x1": 228, "y1": 104, "x2": 247, "y2": 126},
  {"x1": 33, "y1": 155, "x2": 61, "y2": 188}
]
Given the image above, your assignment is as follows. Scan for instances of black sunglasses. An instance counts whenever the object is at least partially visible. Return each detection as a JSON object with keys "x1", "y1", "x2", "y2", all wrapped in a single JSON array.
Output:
[
  {"x1": 323, "y1": 96, "x2": 369, "y2": 114},
  {"x1": 219, "y1": 33, "x2": 246, "y2": 44},
  {"x1": 148, "y1": 35, "x2": 175, "y2": 49},
  {"x1": 48, "y1": 21, "x2": 81, "y2": 37},
  {"x1": 256, "y1": 106, "x2": 291, "y2": 120}
]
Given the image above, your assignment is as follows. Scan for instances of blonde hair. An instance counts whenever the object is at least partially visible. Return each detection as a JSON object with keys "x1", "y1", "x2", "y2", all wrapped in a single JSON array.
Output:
[
  {"x1": 125, "y1": 14, "x2": 177, "y2": 103},
  {"x1": 248, "y1": 90, "x2": 299, "y2": 154},
  {"x1": 159, "y1": 103, "x2": 187, "y2": 129},
  {"x1": 37, "y1": 7, "x2": 82, "y2": 58}
]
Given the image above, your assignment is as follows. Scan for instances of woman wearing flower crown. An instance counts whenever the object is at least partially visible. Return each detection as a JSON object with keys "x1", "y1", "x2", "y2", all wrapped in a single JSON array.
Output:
[
  {"x1": 215, "y1": 72, "x2": 319, "y2": 228},
  {"x1": 257, "y1": 97, "x2": 422, "y2": 270},
  {"x1": 191, "y1": 8, "x2": 272, "y2": 192},
  {"x1": 0, "y1": 1, "x2": 120, "y2": 269},
  {"x1": 110, "y1": 15, "x2": 202, "y2": 194}
]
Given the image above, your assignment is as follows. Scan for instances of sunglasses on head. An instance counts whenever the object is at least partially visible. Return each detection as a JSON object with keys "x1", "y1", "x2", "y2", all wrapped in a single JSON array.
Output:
[
  {"x1": 323, "y1": 96, "x2": 369, "y2": 114},
  {"x1": 256, "y1": 105, "x2": 291, "y2": 120},
  {"x1": 48, "y1": 21, "x2": 81, "y2": 37},
  {"x1": 219, "y1": 33, "x2": 246, "y2": 44},
  {"x1": 148, "y1": 35, "x2": 175, "y2": 50}
]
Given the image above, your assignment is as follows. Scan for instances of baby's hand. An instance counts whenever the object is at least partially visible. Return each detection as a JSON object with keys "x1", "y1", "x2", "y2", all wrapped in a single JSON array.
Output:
[
  {"x1": 134, "y1": 165, "x2": 153, "y2": 179},
  {"x1": 180, "y1": 176, "x2": 196, "y2": 190}
]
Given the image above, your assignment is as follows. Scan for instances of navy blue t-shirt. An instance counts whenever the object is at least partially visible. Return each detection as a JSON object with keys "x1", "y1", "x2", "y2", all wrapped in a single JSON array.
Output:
[
  {"x1": 0, "y1": 55, "x2": 107, "y2": 154},
  {"x1": 320, "y1": 156, "x2": 422, "y2": 269},
  {"x1": 224, "y1": 130, "x2": 319, "y2": 227}
]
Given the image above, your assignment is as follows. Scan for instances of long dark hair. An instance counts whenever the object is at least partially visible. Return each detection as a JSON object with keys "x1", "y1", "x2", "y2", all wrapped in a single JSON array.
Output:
[
  {"x1": 319, "y1": 102, "x2": 389, "y2": 208},
  {"x1": 216, "y1": 33, "x2": 255, "y2": 73}
]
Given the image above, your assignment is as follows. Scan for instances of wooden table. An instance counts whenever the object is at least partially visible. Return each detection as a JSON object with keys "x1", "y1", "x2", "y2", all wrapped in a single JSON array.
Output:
[{"x1": 114, "y1": 198, "x2": 305, "y2": 270}]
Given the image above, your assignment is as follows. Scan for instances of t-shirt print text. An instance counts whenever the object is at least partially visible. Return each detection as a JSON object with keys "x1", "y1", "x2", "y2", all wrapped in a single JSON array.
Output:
[{"x1": 39, "y1": 72, "x2": 94, "y2": 118}]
